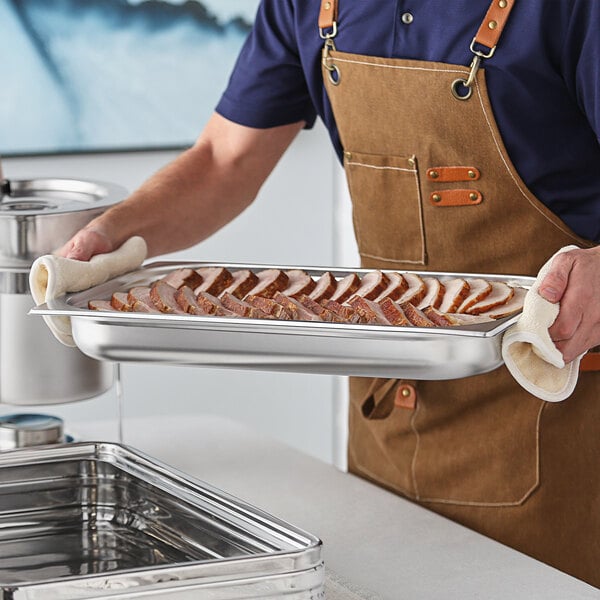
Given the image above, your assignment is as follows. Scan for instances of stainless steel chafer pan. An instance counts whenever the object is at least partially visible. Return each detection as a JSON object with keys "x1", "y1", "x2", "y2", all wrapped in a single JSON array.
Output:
[
  {"x1": 32, "y1": 262, "x2": 535, "y2": 380},
  {"x1": 0, "y1": 442, "x2": 324, "y2": 599}
]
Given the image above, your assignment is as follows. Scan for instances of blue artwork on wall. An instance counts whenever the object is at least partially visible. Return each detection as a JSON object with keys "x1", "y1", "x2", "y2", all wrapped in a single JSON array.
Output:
[{"x1": 0, "y1": 0, "x2": 260, "y2": 155}]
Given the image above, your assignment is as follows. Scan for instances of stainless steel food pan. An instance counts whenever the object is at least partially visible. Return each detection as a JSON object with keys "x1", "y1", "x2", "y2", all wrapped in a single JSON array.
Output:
[
  {"x1": 32, "y1": 262, "x2": 535, "y2": 380},
  {"x1": 0, "y1": 442, "x2": 324, "y2": 599}
]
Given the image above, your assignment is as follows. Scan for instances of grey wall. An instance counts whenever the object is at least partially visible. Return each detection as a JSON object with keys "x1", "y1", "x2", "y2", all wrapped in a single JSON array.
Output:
[{"x1": 2, "y1": 122, "x2": 346, "y2": 465}]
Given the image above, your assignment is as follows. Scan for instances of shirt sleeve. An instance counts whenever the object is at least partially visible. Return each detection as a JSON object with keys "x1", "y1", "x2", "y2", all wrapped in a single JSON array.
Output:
[
  {"x1": 562, "y1": 0, "x2": 600, "y2": 142},
  {"x1": 215, "y1": 0, "x2": 317, "y2": 129}
]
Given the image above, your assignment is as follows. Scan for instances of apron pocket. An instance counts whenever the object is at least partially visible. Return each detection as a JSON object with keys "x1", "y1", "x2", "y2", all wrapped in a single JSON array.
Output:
[{"x1": 344, "y1": 151, "x2": 426, "y2": 266}]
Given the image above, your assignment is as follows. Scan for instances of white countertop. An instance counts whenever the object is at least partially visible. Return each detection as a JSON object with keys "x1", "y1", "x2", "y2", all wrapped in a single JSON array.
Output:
[{"x1": 73, "y1": 415, "x2": 599, "y2": 600}]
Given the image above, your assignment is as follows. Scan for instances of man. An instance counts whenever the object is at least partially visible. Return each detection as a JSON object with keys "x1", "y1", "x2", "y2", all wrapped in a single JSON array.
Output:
[{"x1": 61, "y1": 0, "x2": 600, "y2": 586}]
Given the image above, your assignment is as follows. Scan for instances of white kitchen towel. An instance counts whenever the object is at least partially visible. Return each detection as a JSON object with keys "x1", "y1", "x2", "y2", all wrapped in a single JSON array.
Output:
[
  {"x1": 29, "y1": 236, "x2": 147, "y2": 347},
  {"x1": 502, "y1": 245, "x2": 584, "y2": 402}
]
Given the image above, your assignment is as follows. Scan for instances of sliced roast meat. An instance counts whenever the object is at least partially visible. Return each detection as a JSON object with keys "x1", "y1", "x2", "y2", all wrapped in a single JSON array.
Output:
[
  {"x1": 348, "y1": 296, "x2": 391, "y2": 325},
  {"x1": 466, "y1": 281, "x2": 514, "y2": 315},
  {"x1": 174, "y1": 286, "x2": 206, "y2": 315},
  {"x1": 220, "y1": 292, "x2": 273, "y2": 319},
  {"x1": 329, "y1": 273, "x2": 360, "y2": 303},
  {"x1": 150, "y1": 281, "x2": 187, "y2": 314},
  {"x1": 350, "y1": 270, "x2": 390, "y2": 301},
  {"x1": 422, "y1": 306, "x2": 460, "y2": 326},
  {"x1": 272, "y1": 291, "x2": 322, "y2": 321},
  {"x1": 161, "y1": 268, "x2": 203, "y2": 291},
  {"x1": 245, "y1": 294, "x2": 292, "y2": 320},
  {"x1": 416, "y1": 277, "x2": 446, "y2": 310},
  {"x1": 321, "y1": 299, "x2": 362, "y2": 323},
  {"x1": 399, "y1": 302, "x2": 436, "y2": 327},
  {"x1": 456, "y1": 278, "x2": 493, "y2": 313},
  {"x1": 244, "y1": 269, "x2": 289, "y2": 299},
  {"x1": 374, "y1": 272, "x2": 408, "y2": 302},
  {"x1": 476, "y1": 286, "x2": 526, "y2": 319},
  {"x1": 296, "y1": 294, "x2": 344, "y2": 322},
  {"x1": 195, "y1": 291, "x2": 237, "y2": 317},
  {"x1": 127, "y1": 287, "x2": 161, "y2": 313},
  {"x1": 195, "y1": 267, "x2": 234, "y2": 297},
  {"x1": 437, "y1": 278, "x2": 470, "y2": 313},
  {"x1": 309, "y1": 271, "x2": 337, "y2": 302},
  {"x1": 377, "y1": 297, "x2": 411, "y2": 326},
  {"x1": 88, "y1": 299, "x2": 117, "y2": 311},
  {"x1": 111, "y1": 292, "x2": 132, "y2": 311},
  {"x1": 282, "y1": 270, "x2": 316, "y2": 298},
  {"x1": 220, "y1": 269, "x2": 259, "y2": 300},
  {"x1": 397, "y1": 273, "x2": 427, "y2": 306}
]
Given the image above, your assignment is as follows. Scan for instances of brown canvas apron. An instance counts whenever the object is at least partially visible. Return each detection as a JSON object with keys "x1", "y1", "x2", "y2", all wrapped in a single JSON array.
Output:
[{"x1": 320, "y1": 0, "x2": 600, "y2": 587}]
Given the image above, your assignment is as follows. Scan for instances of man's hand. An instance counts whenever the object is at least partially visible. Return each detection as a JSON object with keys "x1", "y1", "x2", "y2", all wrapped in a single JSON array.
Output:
[
  {"x1": 58, "y1": 227, "x2": 113, "y2": 261},
  {"x1": 539, "y1": 246, "x2": 600, "y2": 362}
]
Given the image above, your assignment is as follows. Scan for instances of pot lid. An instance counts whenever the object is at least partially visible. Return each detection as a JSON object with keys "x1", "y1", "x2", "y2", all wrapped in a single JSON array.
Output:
[{"x1": 0, "y1": 177, "x2": 126, "y2": 217}]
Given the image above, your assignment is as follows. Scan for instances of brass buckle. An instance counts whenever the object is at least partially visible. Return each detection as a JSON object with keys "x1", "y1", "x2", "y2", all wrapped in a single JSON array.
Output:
[
  {"x1": 451, "y1": 37, "x2": 496, "y2": 101},
  {"x1": 322, "y1": 38, "x2": 340, "y2": 85}
]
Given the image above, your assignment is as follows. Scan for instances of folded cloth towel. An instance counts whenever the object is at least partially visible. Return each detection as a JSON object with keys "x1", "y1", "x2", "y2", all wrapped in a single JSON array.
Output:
[
  {"x1": 502, "y1": 245, "x2": 584, "y2": 402},
  {"x1": 29, "y1": 236, "x2": 147, "y2": 347}
]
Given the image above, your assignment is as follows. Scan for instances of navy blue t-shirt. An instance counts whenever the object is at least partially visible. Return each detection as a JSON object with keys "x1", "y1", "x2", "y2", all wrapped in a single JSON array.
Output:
[{"x1": 216, "y1": 0, "x2": 600, "y2": 241}]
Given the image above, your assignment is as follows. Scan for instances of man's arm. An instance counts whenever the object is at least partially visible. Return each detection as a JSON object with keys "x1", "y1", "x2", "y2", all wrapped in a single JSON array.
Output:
[{"x1": 60, "y1": 113, "x2": 305, "y2": 260}]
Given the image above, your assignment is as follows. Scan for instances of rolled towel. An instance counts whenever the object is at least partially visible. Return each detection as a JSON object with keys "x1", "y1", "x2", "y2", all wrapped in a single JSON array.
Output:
[
  {"x1": 30, "y1": 236, "x2": 147, "y2": 347},
  {"x1": 501, "y1": 245, "x2": 584, "y2": 402}
]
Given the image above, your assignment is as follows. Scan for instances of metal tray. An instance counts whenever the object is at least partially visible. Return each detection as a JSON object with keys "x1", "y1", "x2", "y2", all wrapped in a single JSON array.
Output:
[
  {"x1": 0, "y1": 442, "x2": 324, "y2": 599},
  {"x1": 32, "y1": 262, "x2": 535, "y2": 380}
]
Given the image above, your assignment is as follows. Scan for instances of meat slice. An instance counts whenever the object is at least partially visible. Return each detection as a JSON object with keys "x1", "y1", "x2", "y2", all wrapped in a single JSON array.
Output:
[
  {"x1": 174, "y1": 286, "x2": 206, "y2": 315},
  {"x1": 127, "y1": 287, "x2": 161, "y2": 313},
  {"x1": 272, "y1": 291, "x2": 322, "y2": 321},
  {"x1": 245, "y1": 294, "x2": 292, "y2": 320},
  {"x1": 282, "y1": 270, "x2": 316, "y2": 298},
  {"x1": 475, "y1": 286, "x2": 526, "y2": 319},
  {"x1": 377, "y1": 297, "x2": 411, "y2": 326},
  {"x1": 111, "y1": 292, "x2": 132, "y2": 311},
  {"x1": 399, "y1": 302, "x2": 436, "y2": 327},
  {"x1": 374, "y1": 272, "x2": 408, "y2": 302},
  {"x1": 296, "y1": 294, "x2": 344, "y2": 322},
  {"x1": 329, "y1": 273, "x2": 360, "y2": 303},
  {"x1": 456, "y1": 278, "x2": 493, "y2": 313},
  {"x1": 150, "y1": 281, "x2": 187, "y2": 314},
  {"x1": 220, "y1": 292, "x2": 273, "y2": 319},
  {"x1": 309, "y1": 272, "x2": 337, "y2": 302},
  {"x1": 244, "y1": 269, "x2": 289, "y2": 299},
  {"x1": 321, "y1": 300, "x2": 362, "y2": 323},
  {"x1": 437, "y1": 278, "x2": 470, "y2": 313},
  {"x1": 416, "y1": 277, "x2": 446, "y2": 309},
  {"x1": 466, "y1": 281, "x2": 515, "y2": 315},
  {"x1": 195, "y1": 267, "x2": 234, "y2": 297},
  {"x1": 348, "y1": 296, "x2": 391, "y2": 325},
  {"x1": 422, "y1": 306, "x2": 461, "y2": 326},
  {"x1": 220, "y1": 269, "x2": 259, "y2": 300},
  {"x1": 397, "y1": 273, "x2": 427, "y2": 306},
  {"x1": 88, "y1": 299, "x2": 117, "y2": 311},
  {"x1": 161, "y1": 268, "x2": 203, "y2": 291},
  {"x1": 350, "y1": 271, "x2": 390, "y2": 301},
  {"x1": 195, "y1": 291, "x2": 237, "y2": 317}
]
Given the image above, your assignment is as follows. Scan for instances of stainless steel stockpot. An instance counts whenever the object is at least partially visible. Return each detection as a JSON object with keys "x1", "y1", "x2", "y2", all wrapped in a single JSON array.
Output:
[{"x1": 0, "y1": 175, "x2": 126, "y2": 405}]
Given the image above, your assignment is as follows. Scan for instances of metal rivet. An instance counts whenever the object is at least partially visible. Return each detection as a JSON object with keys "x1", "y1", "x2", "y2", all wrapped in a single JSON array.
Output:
[
  {"x1": 324, "y1": 1, "x2": 331, "y2": 10},
  {"x1": 407, "y1": 157, "x2": 416, "y2": 167},
  {"x1": 468, "y1": 170, "x2": 476, "y2": 179},
  {"x1": 429, "y1": 170, "x2": 439, "y2": 179},
  {"x1": 344, "y1": 151, "x2": 352, "y2": 160},
  {"x1": 401, "y1": 12, "x2": 414, "y2": 25},
  {"x1": 498, "y1": 0, "x2": 507, "y2": 7},
  {"x1": 470, "y1": 192, "x2": 479, "y2": 201},
  {"x1": 401, "y1": 387, "x2": 411, "y2": 397},
  {"x1": 432, "y1": 194, "x2": 442, "y2": 203},
  {"x1": 488, "y1": 20, "x2": 498, "y2": 29}
]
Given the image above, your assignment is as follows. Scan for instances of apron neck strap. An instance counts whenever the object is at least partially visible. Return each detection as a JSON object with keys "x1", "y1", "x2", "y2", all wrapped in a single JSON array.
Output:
[{"x1": 318, "y1": 0, "x2": 516, "y2": 52}]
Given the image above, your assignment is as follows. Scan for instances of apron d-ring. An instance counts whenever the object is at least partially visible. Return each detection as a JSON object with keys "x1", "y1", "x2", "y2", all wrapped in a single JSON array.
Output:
[{"x1": 322, "y1": 38, "x2": 341, "y2": 86}]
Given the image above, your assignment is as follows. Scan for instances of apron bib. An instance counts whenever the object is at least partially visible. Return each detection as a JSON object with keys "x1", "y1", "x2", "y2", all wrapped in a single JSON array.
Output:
[{"x1": 320, "y1": 0, "x2": 600, "y2": 587}]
